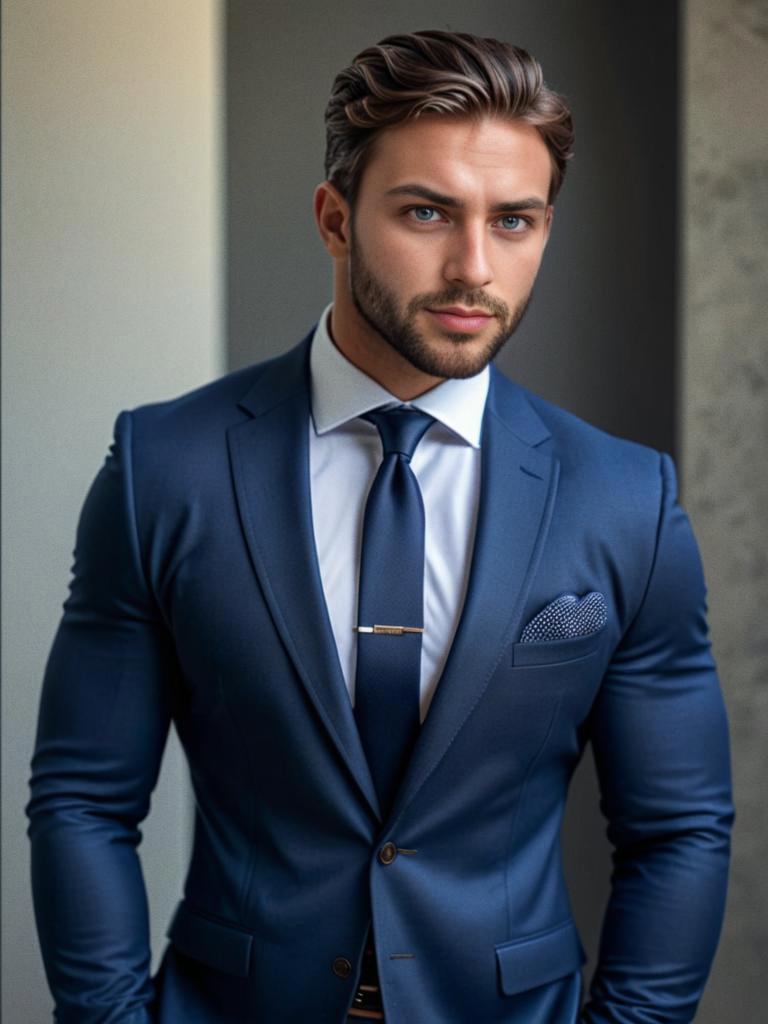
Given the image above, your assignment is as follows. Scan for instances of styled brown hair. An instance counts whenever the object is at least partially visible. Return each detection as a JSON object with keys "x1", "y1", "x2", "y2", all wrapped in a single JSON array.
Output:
[{"x1": 324, "y1": 30, "x2": 574, "y2": 206}]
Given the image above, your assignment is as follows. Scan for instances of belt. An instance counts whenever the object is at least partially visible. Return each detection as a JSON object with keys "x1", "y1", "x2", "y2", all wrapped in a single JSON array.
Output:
[{"x1": 348, "y1": 936, "x2": 384, "y2": 1020}]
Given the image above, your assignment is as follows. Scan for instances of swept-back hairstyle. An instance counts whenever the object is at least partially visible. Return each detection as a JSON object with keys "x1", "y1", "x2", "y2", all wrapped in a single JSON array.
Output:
[{"x1": 324, "y1": 30, "x2": 574, "y2": 206}]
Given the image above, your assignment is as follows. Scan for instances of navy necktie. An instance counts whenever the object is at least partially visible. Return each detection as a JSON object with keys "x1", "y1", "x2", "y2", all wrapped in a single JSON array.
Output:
[{"x1": 354, "y1": 406, "x2": 435, "y2": 815}]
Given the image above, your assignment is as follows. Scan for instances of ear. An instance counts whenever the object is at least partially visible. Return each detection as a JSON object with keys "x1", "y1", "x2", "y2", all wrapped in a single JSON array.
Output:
[
  {"x1": 542, "y1": 204, "x2": 554, "y2": 248},
  {"x1": 314, "y1": 181, "x2": 352, "y2": 258}
]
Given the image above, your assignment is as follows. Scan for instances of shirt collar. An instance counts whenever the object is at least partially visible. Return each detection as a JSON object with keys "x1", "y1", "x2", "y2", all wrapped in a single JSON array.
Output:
[{"x1": 309, "y1": 303, "x2": 490, "y2": 448}]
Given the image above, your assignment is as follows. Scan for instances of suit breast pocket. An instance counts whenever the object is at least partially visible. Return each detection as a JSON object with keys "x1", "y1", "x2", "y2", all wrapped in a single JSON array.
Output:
[
  {"x1": 503, "y1": 626, "x2": 608, "y2": 734},
  {"x1": 467, "y1": 626, "x2": 609, "y2": 776},
  {"x1": 510, "y1": 624, "x2": 606, "y2": 668}
]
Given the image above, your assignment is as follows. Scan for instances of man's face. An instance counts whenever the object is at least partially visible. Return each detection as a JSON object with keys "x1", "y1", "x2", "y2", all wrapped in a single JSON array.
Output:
[{"x1": 347, "y1": 114, "x2": 554, "y2": 379}]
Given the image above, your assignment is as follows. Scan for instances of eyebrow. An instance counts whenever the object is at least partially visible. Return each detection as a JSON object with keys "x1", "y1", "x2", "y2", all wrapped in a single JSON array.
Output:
[{"x1": 385, "y1": 183, "x2": 548, "y2": 212}]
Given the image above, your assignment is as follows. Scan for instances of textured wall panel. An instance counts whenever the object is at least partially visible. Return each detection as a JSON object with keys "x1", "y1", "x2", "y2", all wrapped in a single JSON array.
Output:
[{"x1": 682, "y1": 1, "x2": 768, "y2": 1020}]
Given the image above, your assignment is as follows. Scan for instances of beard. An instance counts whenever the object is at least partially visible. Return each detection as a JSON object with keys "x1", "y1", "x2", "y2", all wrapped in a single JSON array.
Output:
[{"x1": 349, "y1": 229, "x2": 533, "y2": 380}]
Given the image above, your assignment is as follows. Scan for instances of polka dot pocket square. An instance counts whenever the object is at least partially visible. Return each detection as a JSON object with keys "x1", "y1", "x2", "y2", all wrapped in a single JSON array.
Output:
[{"x1": 519, "y1": 591, "x2": 607, "y2": 643}]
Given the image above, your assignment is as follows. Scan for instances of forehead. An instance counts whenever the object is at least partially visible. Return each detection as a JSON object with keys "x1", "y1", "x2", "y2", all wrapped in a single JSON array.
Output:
[{"x1": 358, "y1": 114, "x2": 553, "y2": 203}]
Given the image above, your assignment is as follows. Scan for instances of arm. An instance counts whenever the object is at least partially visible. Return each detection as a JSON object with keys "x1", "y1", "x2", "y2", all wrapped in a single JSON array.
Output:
[
  {"x1": 26, "y1": 411, "x2": 177, "y2": 1024},
  {"x1": 581, "y1": 453, "x2": 734, "y2": 1024}
]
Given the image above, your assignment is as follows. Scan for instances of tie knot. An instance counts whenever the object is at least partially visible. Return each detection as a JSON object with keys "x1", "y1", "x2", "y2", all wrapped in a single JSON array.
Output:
[{"x1": 362, "y1": 407, "x2": 435, "y2": 461}]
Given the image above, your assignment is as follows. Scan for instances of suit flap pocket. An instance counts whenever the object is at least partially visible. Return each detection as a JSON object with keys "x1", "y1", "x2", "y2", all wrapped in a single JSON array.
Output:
[
  {"x1": 495, "y1": 919, "x2": 586, "y2": 995},
  {"x1": 167, "y1": 900, "x2": 253, "y2": 977}
]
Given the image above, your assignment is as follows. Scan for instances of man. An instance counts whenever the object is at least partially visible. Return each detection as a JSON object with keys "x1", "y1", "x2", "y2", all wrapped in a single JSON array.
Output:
[{"x1": 27, "y1": 30, "x2": 733, "y2": 1024}]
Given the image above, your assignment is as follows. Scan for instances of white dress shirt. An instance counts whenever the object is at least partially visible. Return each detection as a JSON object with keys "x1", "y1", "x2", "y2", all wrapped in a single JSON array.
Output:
[{"x1": 309, "y1": 304, "x2": 489, "y2": 723}]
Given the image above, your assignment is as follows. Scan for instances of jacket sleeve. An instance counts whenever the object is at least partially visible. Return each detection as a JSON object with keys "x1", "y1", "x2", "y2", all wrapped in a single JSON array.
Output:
[
  {"x1": 580, "y1": 452, "x2": 734, "y2": 1023},
  {"x1": 26, "y1": 410, "x2": 178, "y2": 1024}
]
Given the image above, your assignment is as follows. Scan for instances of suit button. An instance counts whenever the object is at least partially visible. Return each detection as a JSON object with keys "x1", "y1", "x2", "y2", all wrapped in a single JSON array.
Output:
[
  {"x1": 379, "y1": 842, "x2": 397, "y2": 865},
  {"x1": 332, "y1": 956, "x2": 352, "y2": 978}
]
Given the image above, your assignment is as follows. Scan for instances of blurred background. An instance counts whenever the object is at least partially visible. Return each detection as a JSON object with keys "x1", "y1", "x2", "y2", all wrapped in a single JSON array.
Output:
[{"x1": 3, "y1": 1, "x2": 766, "y2": 1020}]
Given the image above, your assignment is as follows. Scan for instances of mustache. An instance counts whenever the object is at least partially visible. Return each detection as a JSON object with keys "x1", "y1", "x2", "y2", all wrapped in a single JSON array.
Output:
[{"x1": 406, "y1": 289, "x2": 509, "y2": 319}]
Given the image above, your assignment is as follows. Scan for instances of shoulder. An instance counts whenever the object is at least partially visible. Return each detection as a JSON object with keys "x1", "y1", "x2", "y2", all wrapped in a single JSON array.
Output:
[
  {"x1": 490, "y1": 370, "x2": 676, "y2": 571},
  {"x1": 128, "y1": 356, "x2": 275, "y2": 437},
  {"x1": 100, "y1": 336, "x2": 311, "y2": 520},
  {"x1": 496, "y1": 375, "x2": 705, "y2": 637},
  {"x1": 532, "y1": 388, "x2": 658, "y2": 467},
  {"x1": 122, "y1": 333, "x2": 311, "y2": 451},
  {"x1": 493, "y1": 368, "x2": 667, "y2": 487}
]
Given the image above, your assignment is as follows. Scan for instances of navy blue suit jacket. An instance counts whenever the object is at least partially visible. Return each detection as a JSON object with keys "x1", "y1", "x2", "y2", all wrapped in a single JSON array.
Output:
[{"x1": 27, "y1": 332, "x2": 733, "y2": 1023}]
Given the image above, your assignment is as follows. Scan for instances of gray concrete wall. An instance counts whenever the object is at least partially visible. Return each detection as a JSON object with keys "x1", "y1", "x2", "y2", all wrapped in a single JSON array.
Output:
[
  {"x1": 1, "y1": 2, "x2": 223, "y2": 1020},
  {"x1": 681, "y1": 1, "x2": 768, "y2": 1020}
]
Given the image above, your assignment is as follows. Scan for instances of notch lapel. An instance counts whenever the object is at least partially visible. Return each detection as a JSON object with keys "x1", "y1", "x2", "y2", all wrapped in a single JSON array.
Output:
[
  {"x1": 227, "y1": 334, "x2": 381, "y2": 821},
  {"x1": 391, "y1": 365, "x2": 560, "y2": 821}
]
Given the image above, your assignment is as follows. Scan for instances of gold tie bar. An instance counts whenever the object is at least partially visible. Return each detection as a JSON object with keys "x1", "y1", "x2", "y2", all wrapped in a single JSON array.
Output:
[{"x1": 354, "y1": 624, "x2": 424, "y2": 635}]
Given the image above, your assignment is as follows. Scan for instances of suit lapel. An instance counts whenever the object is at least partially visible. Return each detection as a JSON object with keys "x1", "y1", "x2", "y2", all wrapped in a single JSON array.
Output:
[
  {"x1": 227, "y1": 334, "x2": 382, "y2": 820},
  {"x1": 390, "y1": 364, "x2": 560, "y2": 821}
]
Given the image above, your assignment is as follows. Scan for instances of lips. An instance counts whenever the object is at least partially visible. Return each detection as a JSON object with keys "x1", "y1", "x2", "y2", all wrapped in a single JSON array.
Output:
[
  {"x1": 431, "y1": 306, "x2": 492, "y2": 317},
  {"x1": 427, "y1": 307, "x2": 495, "y2": 332}
]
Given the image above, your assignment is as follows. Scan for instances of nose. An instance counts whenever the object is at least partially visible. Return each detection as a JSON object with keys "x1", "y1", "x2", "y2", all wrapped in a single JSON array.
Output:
[{"x1": 441, "y1": 223, "x2": 493, "y2": 289}]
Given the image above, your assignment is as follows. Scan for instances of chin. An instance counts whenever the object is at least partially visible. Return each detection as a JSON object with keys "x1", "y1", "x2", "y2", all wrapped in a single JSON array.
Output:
[{"x1": 401, "y1": 342, "x2": 497, "y2": 381}]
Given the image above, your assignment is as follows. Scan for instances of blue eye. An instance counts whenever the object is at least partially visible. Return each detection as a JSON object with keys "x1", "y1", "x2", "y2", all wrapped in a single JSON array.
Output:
[
  {"x1": 499, "y1": 215, "x2": 523, "y2": 231},
  {"x1": 411, "y1": 207, "x2": 438, "y2": 221}
]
